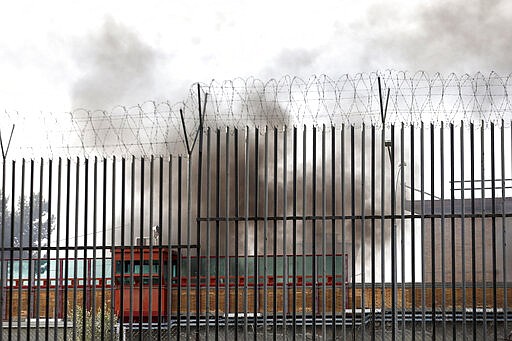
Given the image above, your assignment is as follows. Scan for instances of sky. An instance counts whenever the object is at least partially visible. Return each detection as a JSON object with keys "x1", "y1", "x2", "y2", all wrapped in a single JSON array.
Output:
[
  {"x1": 0, "y1": 0, "x2": 511, "y2": 113},
  {"x1": 0, "y1": 0, "x2": 511, "y2": 282}
]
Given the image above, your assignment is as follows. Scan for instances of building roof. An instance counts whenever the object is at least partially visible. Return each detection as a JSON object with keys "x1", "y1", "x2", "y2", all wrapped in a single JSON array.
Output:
[{"x1": 405, "y1": 197, "x2": 512, "y2": 215}]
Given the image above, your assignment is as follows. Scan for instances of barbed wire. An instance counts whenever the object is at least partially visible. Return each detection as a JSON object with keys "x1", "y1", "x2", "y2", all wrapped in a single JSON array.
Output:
[
  {"x1": 1, "y1": 71, "x2": 511, "y2": 158},
  {"x1": 199, "y1": 71, "x2": 512, "y2": 128}
]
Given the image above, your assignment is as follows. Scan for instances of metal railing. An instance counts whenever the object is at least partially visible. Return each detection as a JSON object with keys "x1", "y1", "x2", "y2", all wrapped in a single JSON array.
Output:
[{"x1": 1, "y1": 123, "x2": 511, "y2": 340}]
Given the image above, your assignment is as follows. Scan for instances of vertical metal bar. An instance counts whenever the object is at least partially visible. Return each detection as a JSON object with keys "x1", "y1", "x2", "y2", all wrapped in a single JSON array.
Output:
[
  {"x1": 87, "y1": 157, "x2": 98, "y2": 340},
  {"x1": 149, "y1": 156, "x2": 154, "y2": 336},
  {"x1": 72, "y1": 158, "x2": 79, "y2": 341},
  {"x1": 371, "y1": 125, "x2": 376, "y2": 341},
  {"x1": 36, "y1": 159, "x2": 43, "y2": 340},
  {"x1": 450, "y1": 124, "x2": 456, "y2": 340},
  {"x1": 391, "y1": 124, "x2": 396, "y2": 341},
  {"x1": 302, "y1": 126, "x2": 306, "y2": 341},
  {"x1": 26, "y1": 159, "x2": 34, "y2": 339},
  {"x1": 178, "y1": 160, "x2": 191, "y2": 340},
  {"x1": 53, "y1": 159, "x2": 61, "y2": 341},
  {"x1": 196, "y1": 109, "x2": 205, "y2": 340},
  {"x1": 45, "y1": 159, "x2": 52, "y2": 341},
  {"x1": 177, "y1": 156, "x2": 183, "y2": 340},
  {"x1": 101, "y1": 158, "x2": 108, "y2": 340},
  {"x1": 377, "y1": 76, "x2": 385, "y2": 341},
  {"x1": 331, "y1": 125, "x2": 337, "y2": 340},
  {"x1": 205, "y1": 129, "x2": 211, "y2": 341},
  {"x1": 234, "y1": 128, "x2": 239, "y2": 341},
  {"x1": 92, "y1": 157, "x2": 98, "y2": 341},
  {"x1": 400, "y1": 123, "x2": 405, "y2": 341},
  {"x1": 341, "y1": 125, "x2": 347, "y2": 341},
  {"x1": 119, "y1": 157, "x2": 126, "y2": 340},
  {"x1": 253, "y1": 127, "x2": 259, "y2": 341},
  {"x1": 243, "y1": 127, "x2": 248, "y2": 341},
  {"x1": 273, "y1": 127, "x2": 278, "y2": 341},
  {"x1": 503, "y1": 122, "x2": 508, "y2": 340},
  {"x1": 321, "y1": 125, "x2": 327, "y2": 340},
  {"x1": 107, "y1": 158, "x2": 113, "y2": 339},
  {"x1": 430, "y1": 124, "x2": 436, "y2": 340},
  {"x1": 460, "y1": 124, "x2": 467, "y2": 341},
  {"x1": 225, "y1": 128, "x2": 230, "y2": 341},
  {"x1": 83, "y1": 158, "x2": 89, "y2": 341},
  {"x1": 321, "y1": 125, "x2": 327, "y2": 341},
  {"x1": 440, "y1": 123, "x2": 446, "y2": 341},
  {"x1": 109, "y1": 156, "x2": 118, "y2": 341},
  {"x1": 292, "y1": 126, "x2": 297, "y2": 340},
  {"x1": 139, "y1": 157, "x2": 144, "y2": 338},
  {"x1": 490, "y1": 123, "x2": 497, "y2": 341},
  {"x1": 263, "y1": 127, "x2": 268, "y2": 341},
  {"x1": 351, "y1": 125, "x2": 356, "y2": 341},
  {"x1": 129, "y1": 156, "x2": 135, "y2": 337},
  {"x1": 470, "y1": 123, "x2": 477, "y2": 340},
  {"x1": 380, "y1": 123, "x2": 385, "y2": 341},
  {"x1": 186, "y1": 152, "x2": 192, "y2": 340},
  {"x1": 0, "y1": 125, "x2": 14, "y2": 333},
  {"x1": 214, "y1": 131, "x2": 220, "y2": 341},
  {"x1": 110, "y1": 157, "x2": 116, "y2": 341},
  {"x1": 361, "y1": 124, "x2": 366, "y2": 341},
  {"x1": 0, "y1": 151, "x2": 5, "y2": 341},
  {"x1": 420, "y1": 123, "x2": 426, "y2": 341},
  {"x1": 282, "y1": 126, "x2": 288, "y2": 341},
  {"x1": 63, "y1": 158, "x2": 70, "y2": 341},
  {"x1": 158, "y1": 156, "x2": 164, "y2": 341},
  {"x1": 312, "y1": 125, "x2": 317, "y2": 340},
  {"x1": 195, "y1": 90, "x2": 204, "y2": 341},
  {"x1": 17, "y1": 159, "x2": 25, "y2": 341},
  {"x1": 258, "y1": 127, "x2": 268, "y2": 340},
  {"x1": 7, "y1": 160, "x2": 15, "y2": 341},
  {"x1": 109, "y1": 157, "x2": 116, "y2": 341},
  {"x1": 410, "y1": 125, "x2": 416, "y2": 339},
  {"x1": 166, "y1": 156, "x2": 173, "y2": 341},
  {"x1": 480, "y1": 124, "x2": 487, "y2": 338},
  {"x1": 9, "y1": 162, "x2": 15, "y2": 339}
]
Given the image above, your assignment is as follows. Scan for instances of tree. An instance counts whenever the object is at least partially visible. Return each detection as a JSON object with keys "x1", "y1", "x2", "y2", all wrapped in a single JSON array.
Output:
[{"x1": 0, "y1": 190, "x2": 55, "y2": 277}]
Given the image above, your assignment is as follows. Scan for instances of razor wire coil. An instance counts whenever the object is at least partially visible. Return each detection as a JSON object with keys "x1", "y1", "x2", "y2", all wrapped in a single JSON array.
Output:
[{"x1": 1, "y1": 71, "x2": 511, "y2": 158}]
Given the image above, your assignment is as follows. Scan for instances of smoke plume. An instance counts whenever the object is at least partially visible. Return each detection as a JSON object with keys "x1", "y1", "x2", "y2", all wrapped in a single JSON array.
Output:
[
  {"x1": 363, "y1": 0, "x2": 512, "y2": 73},
  {"x1": 70, "y1": 16, "x2": 162, "y2": 110}
]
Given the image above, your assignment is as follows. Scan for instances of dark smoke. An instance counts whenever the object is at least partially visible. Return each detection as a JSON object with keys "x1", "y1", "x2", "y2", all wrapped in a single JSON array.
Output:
[
  {"x1": 192, "y1": 123, "x2": 403, "y2": 282},
  {"x1": 197, "y1": 98, "x2": 292, "y2": 256},
  {"x1": 364, "y1": 0, "x2": 512, "y2": 73},
  {"x1": 70, "y1": 16, "x2": 162, "y2": 110},
  {"x1": 264, "y1": 0, "x2": 512, "y2": 76},
  {"x1": 68, "y1": 17, "x2": 172, "y2": 248},
  {"x1": 264, "y1": 48, "x2": 321, "y2": 77}
]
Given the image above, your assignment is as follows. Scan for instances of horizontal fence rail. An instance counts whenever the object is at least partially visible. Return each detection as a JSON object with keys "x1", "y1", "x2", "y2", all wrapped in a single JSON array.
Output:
[{"x1": 0, "y1": 123, "x2": 511, "y2": 340}]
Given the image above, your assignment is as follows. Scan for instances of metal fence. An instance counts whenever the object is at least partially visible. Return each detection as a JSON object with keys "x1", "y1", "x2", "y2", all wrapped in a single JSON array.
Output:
[{"x1": 1, "y1": 123, "x2": 512, "y2": 340}]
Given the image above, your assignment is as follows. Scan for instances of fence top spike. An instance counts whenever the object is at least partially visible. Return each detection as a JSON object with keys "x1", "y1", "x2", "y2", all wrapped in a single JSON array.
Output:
[{"x1": 0, "y1": 124, "x2": 15, "y2": 160}]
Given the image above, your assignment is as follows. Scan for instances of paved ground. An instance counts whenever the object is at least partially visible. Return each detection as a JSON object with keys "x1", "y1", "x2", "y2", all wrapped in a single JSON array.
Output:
[{"x1": 3, "y1": 320, "x2": 511, "y2": 340}]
